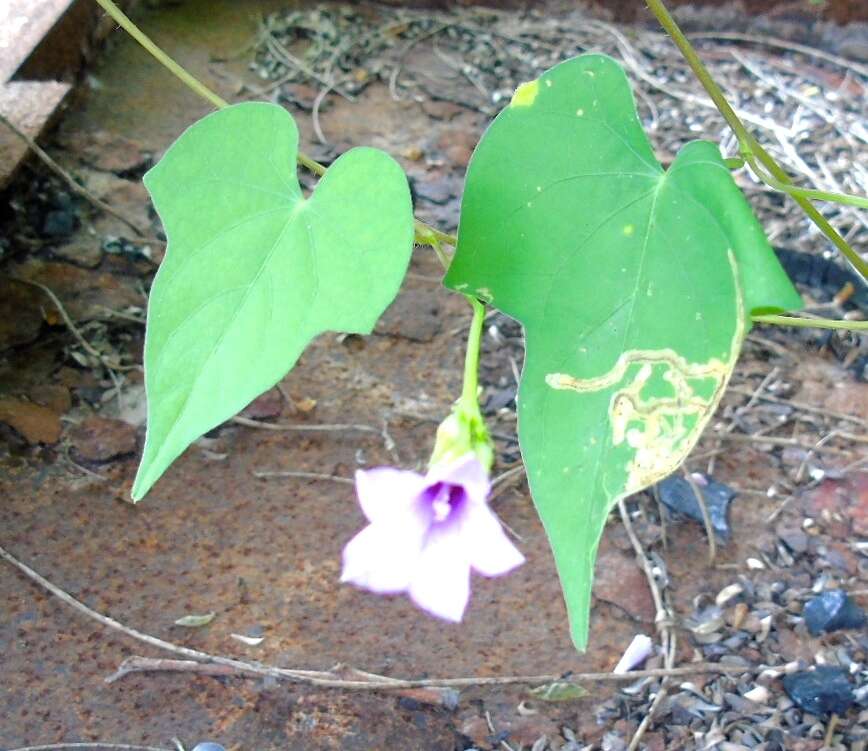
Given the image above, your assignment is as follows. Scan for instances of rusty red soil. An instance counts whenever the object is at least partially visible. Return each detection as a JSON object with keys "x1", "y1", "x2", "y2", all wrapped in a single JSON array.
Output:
[{"x1": 1, "y1": 1, "x2": 865, "y2": 749}]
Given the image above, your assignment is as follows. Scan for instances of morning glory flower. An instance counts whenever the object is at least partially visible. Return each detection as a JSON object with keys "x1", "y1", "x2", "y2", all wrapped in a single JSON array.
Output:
[{"x1": 340, "y1": 452, "x2": 525, "y2": 622}]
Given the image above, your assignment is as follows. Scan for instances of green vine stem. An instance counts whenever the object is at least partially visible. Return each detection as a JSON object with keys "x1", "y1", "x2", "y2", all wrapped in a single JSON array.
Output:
[
  {"x1": 646, "y1": 0, "x2": 868, "y2": 282},
  {"x1": 752, "y1": 315, "x2": 868, "y2": 331},
  {"x1": 460, "y1": 296, "x2": 486, "y2": 408},
  {"x1": 745, "y1": 156, "x2": 868, "y2": 210},
  {"x1": 93, "y1": 0, "x2": 227, "y2": 110},
  {"x1": 92, "y1": 0, "x2": 457, "y2": 250}
]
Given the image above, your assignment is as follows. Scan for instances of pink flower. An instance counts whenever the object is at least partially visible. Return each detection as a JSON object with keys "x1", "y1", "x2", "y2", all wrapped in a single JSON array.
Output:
[{"x1": 340, "y1": 453, "x2": 525, "y2": 621}]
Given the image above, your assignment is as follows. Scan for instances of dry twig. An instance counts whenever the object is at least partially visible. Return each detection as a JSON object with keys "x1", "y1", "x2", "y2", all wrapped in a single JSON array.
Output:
[
  {"x1": 0, "y1": 543, "x2": 752, "y2": 694},
  {"x1": 0, "y1": 112, "x2": 149, "y2": 238},
  {"x1": 618, "y1": 499, "x2": 677, "y2": 751}
]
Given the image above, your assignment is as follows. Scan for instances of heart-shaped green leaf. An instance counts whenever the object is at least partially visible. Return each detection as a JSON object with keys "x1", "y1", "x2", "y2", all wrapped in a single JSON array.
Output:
[
  {"x1": 133, "y1": 102, "x2": 413, "y2": 501},
  {"x1": 444, "y1": 55, "x2": 801, "y2": 650}
]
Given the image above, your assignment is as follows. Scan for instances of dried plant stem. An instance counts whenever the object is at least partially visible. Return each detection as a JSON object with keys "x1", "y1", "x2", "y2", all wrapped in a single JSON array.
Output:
[
  {"x1": 824, "y1": 713, "x2": 839, "y2": 748},
  {"x1": 618, "y1": 499, "x2": 677, "y2": 751},
  {"x1": 253, "y1": 469, "x2": 353, "y2": 485},
  {"x1": 684, "y1": 470, "x2": 717, "y2": 565},
  {"x1": 726, "y1": 387, "x2": 868, "y2": 429},
  {"x1": 618, "y1": 499, "x2": 679, "y2": 751},
  {"x1": 104, "y1": 652, "x2": 746, "y2": 688},
  {"x1": 686, "y1": 31, "x2": 868, "y2": 79},
  {"x1": 4, "y1": 745, "x2": 173, "y2": 751},
  {"x1": 0, "y1": 112, "x2": 148, "y2": 238},
  {"x1": 11, "y1": 278, "x2": 135, "y2": 374},
  {"x1": 232, "y1": 416, "x2": 378, "y2": 433},
  {"x1": 0, "y1": 542, "x2": 750, "y2": 693}
]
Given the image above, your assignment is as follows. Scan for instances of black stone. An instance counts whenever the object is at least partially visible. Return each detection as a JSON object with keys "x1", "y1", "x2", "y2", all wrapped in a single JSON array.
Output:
[
  {"x1": 42, "y1": 209, "x2": 77, "y2": 238},
  {"x1": 782, "y1": 666, "x2": 855, "y2": 716},
  {"x1": 656, "y1": 474, "x2": 736, "y2": 541},
  {"x1": 803, "y1": 590, "x2": 866, "y2": 636}
]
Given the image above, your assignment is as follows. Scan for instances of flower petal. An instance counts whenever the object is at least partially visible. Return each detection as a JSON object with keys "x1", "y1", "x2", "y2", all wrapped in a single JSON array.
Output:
[
  {"x1": 355, "y1": 467, "x2": 427, "y2": 524},
  {"x1": 408, "y1": 526, "x2": 471, "y2": 622},
  {"x1": 426, "y1": 453, "x2": 490, "y2": 507},
  {"x1": 341, "y1": 522, "x2": 424, "y2": 593},
  {"x1": 462, "y1": 502, "x2": 526, "y2": 577}
]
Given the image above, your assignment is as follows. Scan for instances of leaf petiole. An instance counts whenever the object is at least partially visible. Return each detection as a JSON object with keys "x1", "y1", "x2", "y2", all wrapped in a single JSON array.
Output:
[
  {"x1": 460, "y1": 296, "x2": 486, "y2": 410},
  {"x1": 751, "y1": 314, "x2": 868, "y2": 332},
  {"x1": 744, "y1": 155, "x2": 868, "y2": 210}
]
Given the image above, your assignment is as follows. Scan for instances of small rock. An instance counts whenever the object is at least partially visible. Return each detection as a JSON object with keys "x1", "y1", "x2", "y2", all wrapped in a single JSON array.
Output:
[
  {"x1": 28, "y1": 384, "x2": 71, "y2": 415},
  {"x1": 53, "y1": 237, "x2": 104, "y2": 268},
  {"x1": 415, "y1": 176, "x2": 458, "y2": 206},
  {"x1": 59, "y1": 129, "x2": 148, "y2": 173},
  {"x1": 803, "y1": 590, "x2": 866, "y2": 635},
  {"x1": 715, "y1": 583, "x2": 744, "y2": 607},
  {"x1": 11, "y1": 259, "x2": 143, "y2": 322},
  {"x1": 459, "y1": 715, "x2": 491, "y2": 748},
  {"x1": 776, "y1": 522, "x2": 809, "y2": 555},
  {"x1": 743, "y1": 685, "x2": 770, "y2": 704},
  {"x1": 437, "y1": 128, "x2": 478, "y2": 169},
  {"x1": 402, "y1": 145, "x2": 424, "y2": 161},
  {"x1": 42, "y1": 209, "x2": 77, "y2": 238},
  {"x1": 801, "y1": 476, "x2": 864, "y2": 539},
  {"x1": 728, "y1": 602, "x2": 749, "y2": 630},
  {"x1": 420, "y1": 99, "x2": 463, "y2": 121},
  {"x1": 657, "y1": 473, "x2": 736, "y2": 540},
  {"x1": 191, "y1": 744, "x2": 225, "y2": 751},
  {"x1": 782, "y1": 666, "x2": 855, "y2": 716},
  {"x1": 239, "y1": 387, "x2": 283, "y2": 420},
  {"x1": 0, "y1": 398, "x2": 61, "y2": 444},
  {"x1": 0, "y1": 278, "x2": 44, "y2": 351},
  {"x1": 69, "y1": 416, "x2": 137, "y2": 462}
]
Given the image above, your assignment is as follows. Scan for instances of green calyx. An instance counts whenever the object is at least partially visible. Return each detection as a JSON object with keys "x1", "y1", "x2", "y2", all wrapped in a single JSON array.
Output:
[{"x1": 429, "y1": 400, "x2": 494, "y2": 471}]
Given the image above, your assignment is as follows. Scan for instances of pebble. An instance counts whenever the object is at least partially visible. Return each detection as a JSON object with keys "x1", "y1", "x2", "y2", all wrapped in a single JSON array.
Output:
[
  {"x1": 782, "y1": 666, "x2": 856, "y2": 717},
  {"x1": 743, "y1": 685, "x2": 770, "y2": 704},
  {"x1": 0, "y1": 398, "x2": 61, "y2": 444},
  {"x1": 716, "y1": 583, "x2": 744, "y2": 607},
  {"x1": 656, "y1": 473, "x2": 736, "y2": 540},
  {"x1": 42, "y1": 209, "x2": 77, "y2": 239},
  {"x1": 803, "y1": 590, "x2": 866, "y2": 635},
  {"x1": 69, "y1": 416, "x2": 137, "y2": 462}
]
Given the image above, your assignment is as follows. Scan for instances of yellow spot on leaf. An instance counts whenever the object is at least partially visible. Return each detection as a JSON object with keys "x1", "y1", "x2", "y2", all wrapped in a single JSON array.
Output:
[
  {"x1": 511, "y1": 80, "x2": 539, "y2": 108},
  {"x1": 623, "y1": 224, "x2": 635, "y2": 236},
  {"x1": 545, "y1": 251, "x2": 745, "y2": 494}
]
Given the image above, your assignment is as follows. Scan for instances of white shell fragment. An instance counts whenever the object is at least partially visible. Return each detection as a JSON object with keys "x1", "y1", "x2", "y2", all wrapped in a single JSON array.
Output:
[
  {"x1": 715, "y1": 583, "x2": 744, "y2": 607},
  {"x1": 230, "y1": 633, "x2": 265, "y2": 646},
  {"x1": 613, "y1": 634, "x2": 654, "y2": 674},
  {"x1": 743, "y1": 685, "x2": 770, "y2": 704}
]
